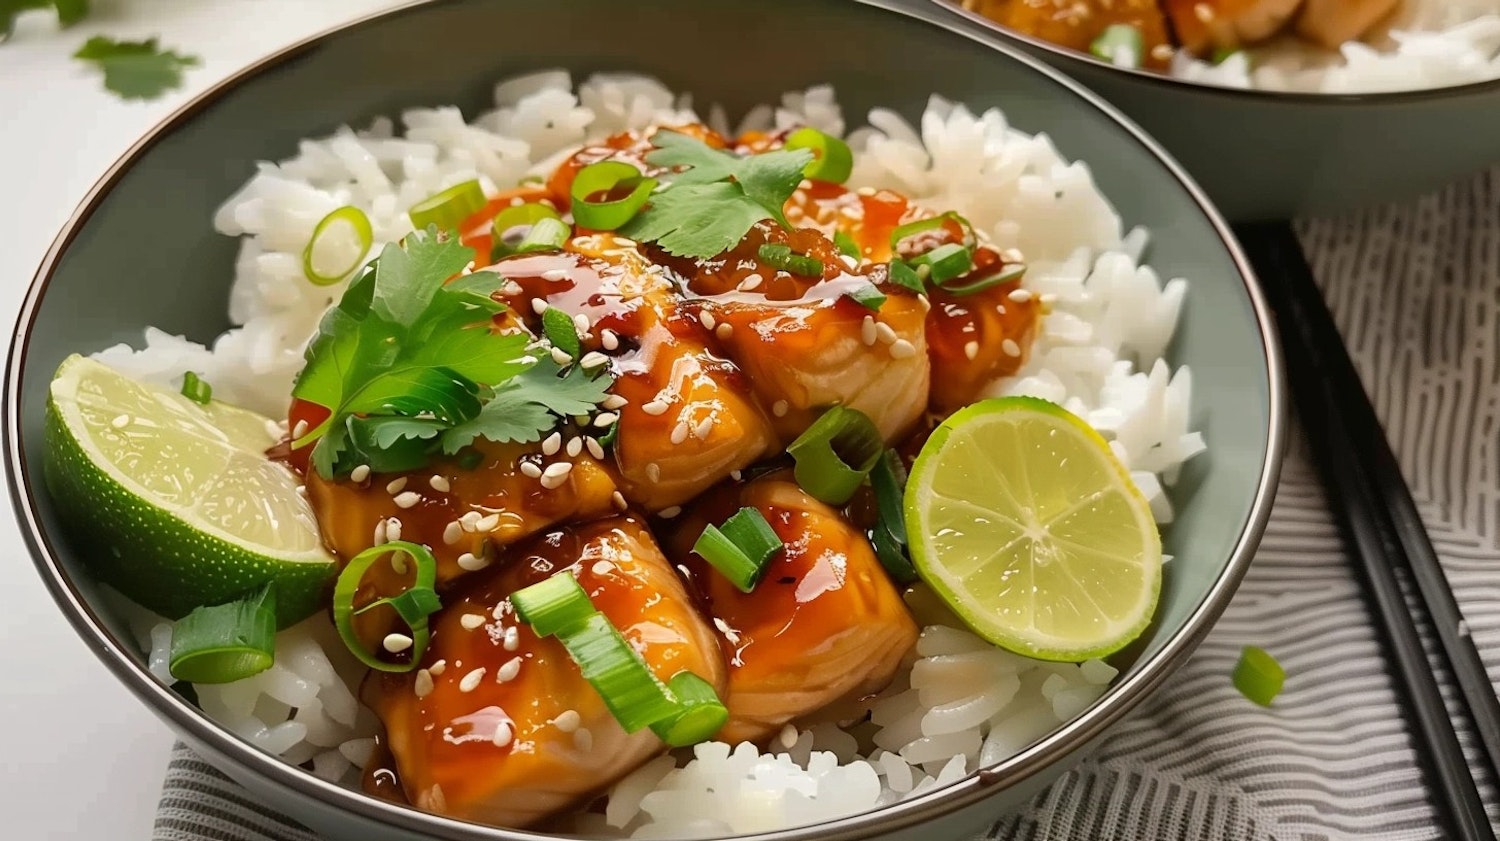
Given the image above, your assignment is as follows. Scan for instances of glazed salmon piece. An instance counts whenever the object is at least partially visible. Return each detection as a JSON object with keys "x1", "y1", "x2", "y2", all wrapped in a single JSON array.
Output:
[
  {"x1": 1295, "y1": 0, "x2": 1400, "y2": 48},
  {"x1": 963, "y1": 0, "x2": 1177, "y2": 68},
  {"x1": 1162, "y1": 0, "x2": 1304, "y2": 54},
  {"x1": 363, "y1": 515, "x2": 726, "y2": 828}
]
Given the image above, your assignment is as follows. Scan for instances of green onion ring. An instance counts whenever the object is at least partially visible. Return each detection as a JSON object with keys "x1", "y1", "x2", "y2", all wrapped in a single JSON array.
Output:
[
  {"x1": 910, "y1": 243, "x2": 974, "y2": 285},
  {"x1": 168, "y1": 584, "x2": 277, "y2": 684},
  {"x1": 786, "y1": 405, "x2": 884, "y2": 505},
  {"x1": 408, "y1": 179, "x2": 486, "y2": 232},
  {"x1": 491, "y1": 202, "x2": 563, "y2": 260},
  {"x1": 758, "y1": 243, "x2": 824, "y2": 278},
  {"x1": 332, "y1": 541, "x2": 442, "y2": 673},
  {"x1": 938, "y1": 263, "x2": 1027, "y2": 296},
  {"x1": 784, "y1": 127, "x2": 854, "y2": 184},
  {"x1": 570, "y1": 161, "x2": 658, "y2": 231},
  {"x1": 301, "y1": 205, "x2": 373, "y2": 286}
]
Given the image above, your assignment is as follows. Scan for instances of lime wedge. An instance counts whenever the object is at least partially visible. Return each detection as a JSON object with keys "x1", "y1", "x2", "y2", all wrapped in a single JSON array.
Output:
[
  {"x1": 43, "y1": 354, "x2": 335, "y2": 627},
  {"x1": 904, "y1": 396, "x2": 1162, "y2": 661}
]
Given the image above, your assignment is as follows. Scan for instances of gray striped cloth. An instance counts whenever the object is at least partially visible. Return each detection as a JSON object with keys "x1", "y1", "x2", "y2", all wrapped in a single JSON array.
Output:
[{"x1": 153, "y1": 169, "x2": 1500, "y2": 841}]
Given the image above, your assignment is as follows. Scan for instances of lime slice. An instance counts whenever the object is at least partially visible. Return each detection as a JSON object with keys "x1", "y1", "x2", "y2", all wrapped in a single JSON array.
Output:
[
  {"x1": 904, "y1": 396, "x2": 1161, "y2": 661},
  {"x1": 43, "y1": 354, "x2": 335, "y2": 627}
]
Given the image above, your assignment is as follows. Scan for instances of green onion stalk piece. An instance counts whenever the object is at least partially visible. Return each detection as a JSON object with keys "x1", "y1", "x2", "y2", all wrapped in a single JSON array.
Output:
[
  {"x1": 786, "y1": 405, "x2": 884, "y2": 505},
  {"x1": 301, "y1": 205, "x2": 373, "y2": 286},
  {"x1": 783, "y1": 127, "x2": 854, "y2": 184},
  {"x1": 332, "y1": 541, "x2": 442, "y2": 673},
  {"x1": 938, "y1": 263, "x2": 1027, "y2": 296},
  {"x1": 1233, "y1": 645, "x2": 1285, "y2": 706},
  {"x1": 513, "y1": 217, "x2": 571, "y2": 254},
  {"x1": 845, "y1": 283, "x2": 887, "y2": 312},
  {"x1": 834, "y1": 230, "x2": 862, "y2": 260},
  {"x1": 1090, "y1": 24, "x2": 1144, "y2": 69},
  {"x1": 758, "y1": 243, "x2": 823, "y2": 278},
  {"x1": 692, "y1": 507, "x2": 783, "y2": 593},
  {"x1": 409, "y1": 179, "x2": 486, "y2": 232},
  {"x1": 510, "y1": 572, "x2": 594, "y2": 638},
  {"x1": 570, "y1": 161, "x2": 658, "y2": 231},
  {"x1": 868, "y1": 450, "x2": 918, "y2": 583},
  {"x1": 491, "y1": 202, "x2": 563, "y2": 261},
  {"x1": 168, "y1": 584, "x2": 277, "y2": 684},
  {"x1": 910, "y1": 243, "x2": 974, "y2": 285},
  {"x1": 180, "y1": 371, "x2": 212, "y2": 405},
  {"x1": 649, "y1": 671, "x2": 729, "y2": 746}
]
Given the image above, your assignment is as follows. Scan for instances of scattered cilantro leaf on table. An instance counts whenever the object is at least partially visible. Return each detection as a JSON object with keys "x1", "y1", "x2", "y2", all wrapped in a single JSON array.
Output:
[
  {"x1": 619, "y1": 130, "x2": 812, "y2": 259},
  {"x1": 2, "y1": 0, "x2": 85, "y2": 38},
  {"x1": 73, "y1": 36, "x2": 198, "y2": 101}
]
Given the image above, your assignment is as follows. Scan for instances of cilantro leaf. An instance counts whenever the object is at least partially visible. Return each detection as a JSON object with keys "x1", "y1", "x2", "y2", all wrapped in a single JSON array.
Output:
[
  {"x1": 52, "y1": 0, "x2": 84, "y2": 24},
  {"x1": 371, "y1": 228, "x2": 477, "y2": 327},
  {"x1": 344, "y1": 416, "x2": 447, "y2": 474},
  {"x1": 442, "y1": 362, "x2": 613, "y2": 452},
  {"x1": 624, "y1": 131, "x2": 814, "y2": 259},
  {"x1": 342, "y1": 365, "x2": 482, "y2": 422},
  {"x1": 73, "y1": 36, "x2": 198, "y2": 101},
  {"x1": 406, "y1": 291, "x2": 532, "y2": 385},
  {"x1": 2, "y1": 0, "x2": 84, "y2": 37}
]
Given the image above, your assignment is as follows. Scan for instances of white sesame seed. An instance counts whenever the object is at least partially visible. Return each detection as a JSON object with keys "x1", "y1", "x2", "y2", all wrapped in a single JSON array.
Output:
[
  {"x1": 553, "y1": 710, "x2": 581, "y2": 733},
  {"x1": 414, "y1": 669, "x2": 434, "y2": 699},
  {"x1": 715, "y1": 322, "x2": 734, "y2": 340},
  {"x1": 429, "y1": 475, "x2": 451, "y2": 493},
  {"x1": 501, "y1": 280, "x2": 523, "y2": 296},
  {"x1": 569, "y1": 436, "x2": 586, "y2": 458},
  {"x1": 349, "y1": 464, "x2": 371, "y2": 483},
  {"x1": 386, "y1": 477, "x2": 407, "y2": 494},
  {"x1": 840, "y1": 254, "x2": 860, "y2": 270},
  {"x1": 890, "y1": 339, "x2": 918, "y2": 359},
  {"x1": 520, "y1": 461, "x2": 543, "y2": 479},
  {"x1": 580, "y1": 351, "x2": 609, "y2": 369},
  {"x1": 874, "y1": 322, "x2": 898, "y2": 344},
  {"x1": 964, "y1": 341, "x2": 980, "y2": 361},
  {"x1": 540, "y1": 473, "x2": 567, "y2": 490},
  {"x1": 291, "y1": 419, "x2": 309, "y2": 439},
  {"x1": 438, "y1": 521, "x2": 461, "y2": 546},
  {"x1": 385, "y1": 518, "x2": 403, "y2": 542},
  {"x1": 693, "y1": 416, "x2": 714, "y2": 440},
  {"x1": 496, "y1": 657, "x2": 522, "y2": 683},
  {"x1": 457, "y1": 552, "x2": 490, "y2": 572},
  {"x1": 394, "y1": 491, "x2": 422, "y2": 509},
  {"x1": 1002, "y1": 248, "x2": 1025, "y2": 263},
  {"x1": 574, "y1": 728, "x2": 594, "y2": 752},
  {"x1": 861, "y1": 315, "x2": 877, "y2": 346},
  {"x1": 429, "y1": 659, "x2": 446, "y2": 675},
  {"x1": 659, "y1": 506, "x2": 682, "y2": 519},
  {"x1": 738, "y1": 273, "x2": 764, "y2": 291},
  {"x1": 1007, "y1": 288, "x2": 1032, "y2": 303},
  {"x1": 592, "y1": 561, "x2": 616, "y2": 576},
  {"x1": 602, "y1": 394, "x2": 628, "y2": 409},
  {"x1": 383, "y1": 633, "x2": 414, "y2": 653},
  {"x1": 502, "y1": 626, "x2": 520, "y2": 651},
  {"x1": 542, "y1": 431, "x2": 562, "y2": 456},
  {"x1": 475, "y1": 513, "x2": 500, "y2": 531},
  {"x1": 600, "y1": 330, "x2": 619, "y2": 351},
  {"x1": 491, "y1": 721, "x2": 513, "y2": 747},
  {"x1": 460, "y1": 510, "x2": 483, "y2": 529},
  {"x1": 917, "y1": 293, "x2": 931, "y2": 312},
  {"x1": 699, "y1": 311, "x2": 716, "y2": 331},
  {"x1": 772, "y1": 400, "x2": 789, "y2": 417},
  {"x1": 641, "y1": 400, "x2": 669, "y2": 416},
  {"x1": 373, "y1": 519, "x2": 388, "y2": 546},
  {"x1": 670, "y1": 422, "x2": 690, "y2": 445},
  {"x1": 531, "y1": 298, "x2": 550, "y2": 315},
  {"x1": 594, "y1": 412, "x2": 619, "y2": 428},
  {"x1": 111, "y1": 414, "x2": 131, "y2": 429},
  {"x1": 612, "y1": 491, "x2": 628, "y2": 511},
  {"x1": 460, "y1": 614, "x2": 486, "y2": 630},
  {"x1": 778, "y1": 724, "x2": 799, "y2": 749},
  {"x1": 550, "y1": 347, "x2": 573, "y2": 366},
  {"x1": 573, "y1": 313, "x2": 591, "y2": 335},
  {"x1": 543, "y1": 462, "x2": 574, "y2": 480},
  {"x1": 459, "y1": 668, "x2": 486, "y2": 692},
  {"x1": 646, "y1": 462, "x2": 661, "y2": 482},
  {"x1": 542, "y1": 268, "x2": 569, "y2": 281},
  {"x1": 1040, "y1": 293, "x2": 1057, "y2": 305},
  {"x1": 1002, "y1": 338, "x2": 1022, "y2": 357},
  {"x1": 730, "y1": 470, "x2": 742, "y2": 481}
]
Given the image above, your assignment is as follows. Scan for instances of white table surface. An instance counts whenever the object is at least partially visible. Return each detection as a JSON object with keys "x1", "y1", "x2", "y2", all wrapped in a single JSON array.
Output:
[{"x1": 0, "y1": 3, "x2": 408, "y2": 838}]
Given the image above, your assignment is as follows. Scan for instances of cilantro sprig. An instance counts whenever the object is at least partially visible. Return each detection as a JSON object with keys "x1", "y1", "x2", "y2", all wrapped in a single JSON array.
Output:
[
  {"x1": 291, "y1": 227, "x2": 612, "y2": 479},
  {"x1": 619, "y1": 131, "x2": 814, "y2": 260},
  {"x1": 1, "y1": 0, "x2": 85, "y2": 38},
  {"x1": 73, "y1": 36, "x2": 198, "y2": 101}
]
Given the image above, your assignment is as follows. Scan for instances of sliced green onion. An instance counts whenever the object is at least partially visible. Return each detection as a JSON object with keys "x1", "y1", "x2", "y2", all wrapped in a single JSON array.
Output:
[
  {"x1": 514, "y1": 217, "x2": 571, "y2": 254},
  {"x1": 845, "y1": 283, "x2": 886, "y2": 312},
  {"x1": 787, "y1": 405, "x2": 884, "y2": 505},
  {"x1": 511, "y1": 572, "x2": 594, "y2": 638},
  {"x1": 491, "y1": 202, "x2": 563, "y2": 261},
  {"x1": 570, "y1": 161, "x2": 658, "y2": 231},
  {"x1": 693, "y1": 506, "x2": 783, "y2": 592},
  {"x1": 783, "y1": 127, "x2": 853, "y2": 184},
  {"x1": 834, "y1": 230, "x2": 861, "y2": 260},
  {"x1": 168, "y1": 584, "x2": 276, "y2": 684},
  {"x1": 1090, "y1": 24, "x2": 1143, "y2": 69},
  {"x1": 598, "y1": 417, "x2": 620, "y2": 451},
  {"x1": 409, "y1": 180, "x2": 485, "y2": 232},
  {"x1": 302, "y1": 205, "x2": 373, "y2": 286},
  {"x1": 541, "y1": 305, "x2": 582, "y2": 358},
  {"x1": 332, "y1": 541, "x2": 441, "y2": 673},
  {"x1": 871, "y1": 521, "x2": 918, "y2": 585},
  {"x1": 758, "y1": 243, "x2": 823, "y2": 278},
  {"x1": 554, "y1": 609, "x2": 679, "y2": 733},
  {"x1": 870, "y1": 450, "x2": 908, "y2": 545},
  {"x1": 180, "y1": 371, "x2": 212, "y2": 405},
  {"x1": 1212, "y1": 47, "x2": 1243, "y2": 66},
  {"x1": 649, "y1": 671, "x2": 729, "y2": 746},
  {"x1": 887, "y1": 259, "x2": 925, "y2": 294},
  {"x1": 910, "y1": 243, "x2": 974, "y2": 285},
  {"x1": 1233, "y1": 645, "x2": 1285, "y2": 706},
  {"x1": 938, "y1": 263, "x2": 1027, "y2": 296},
  {"x1": 890, "y1": 212, "x2": 975, "y2": 256}
]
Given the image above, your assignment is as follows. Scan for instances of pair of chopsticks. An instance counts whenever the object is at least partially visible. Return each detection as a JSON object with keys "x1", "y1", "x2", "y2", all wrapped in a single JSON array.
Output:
[{"x1": 1235, "y1": 222, "x2": 1500, "y2": 841}]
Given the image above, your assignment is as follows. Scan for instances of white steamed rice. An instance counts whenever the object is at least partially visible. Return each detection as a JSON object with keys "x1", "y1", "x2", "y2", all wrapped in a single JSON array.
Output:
[
  {"x1": 1170, "y1": 0, "x2": 1500, "y2": 93},
  {"x1": 97, "y1": 71, "x2": 1204, "y2": 837}
]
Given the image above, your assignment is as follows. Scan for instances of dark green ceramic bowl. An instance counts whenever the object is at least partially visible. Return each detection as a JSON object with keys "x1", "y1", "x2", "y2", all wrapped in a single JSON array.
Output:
[
  {"x1": 909, "y1": 0, "x2": 1500, "y2": 221},
  {"x1": 3, "y1": 1, "x2": 1285, "y2": 839}
]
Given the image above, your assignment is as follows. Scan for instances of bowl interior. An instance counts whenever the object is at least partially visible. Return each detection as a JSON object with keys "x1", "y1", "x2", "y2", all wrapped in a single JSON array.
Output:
[{"x1": 6, "y1": 0, "x2": 1279, "y2": 836}]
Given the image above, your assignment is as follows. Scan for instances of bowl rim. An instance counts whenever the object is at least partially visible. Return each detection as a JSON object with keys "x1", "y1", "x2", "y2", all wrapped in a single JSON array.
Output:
[
  {"x1": 916, "y1": 0, "x2": 1500, "y2": 104},
  {"x1": 2, "y1": 0, "x2": 1287, "y2": 839}
]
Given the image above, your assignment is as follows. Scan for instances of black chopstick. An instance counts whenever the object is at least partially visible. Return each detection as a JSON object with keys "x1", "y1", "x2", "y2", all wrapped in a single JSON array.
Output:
[{"x1": 1235, "y1": 221, "x2": 1499, "y2": 841}]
